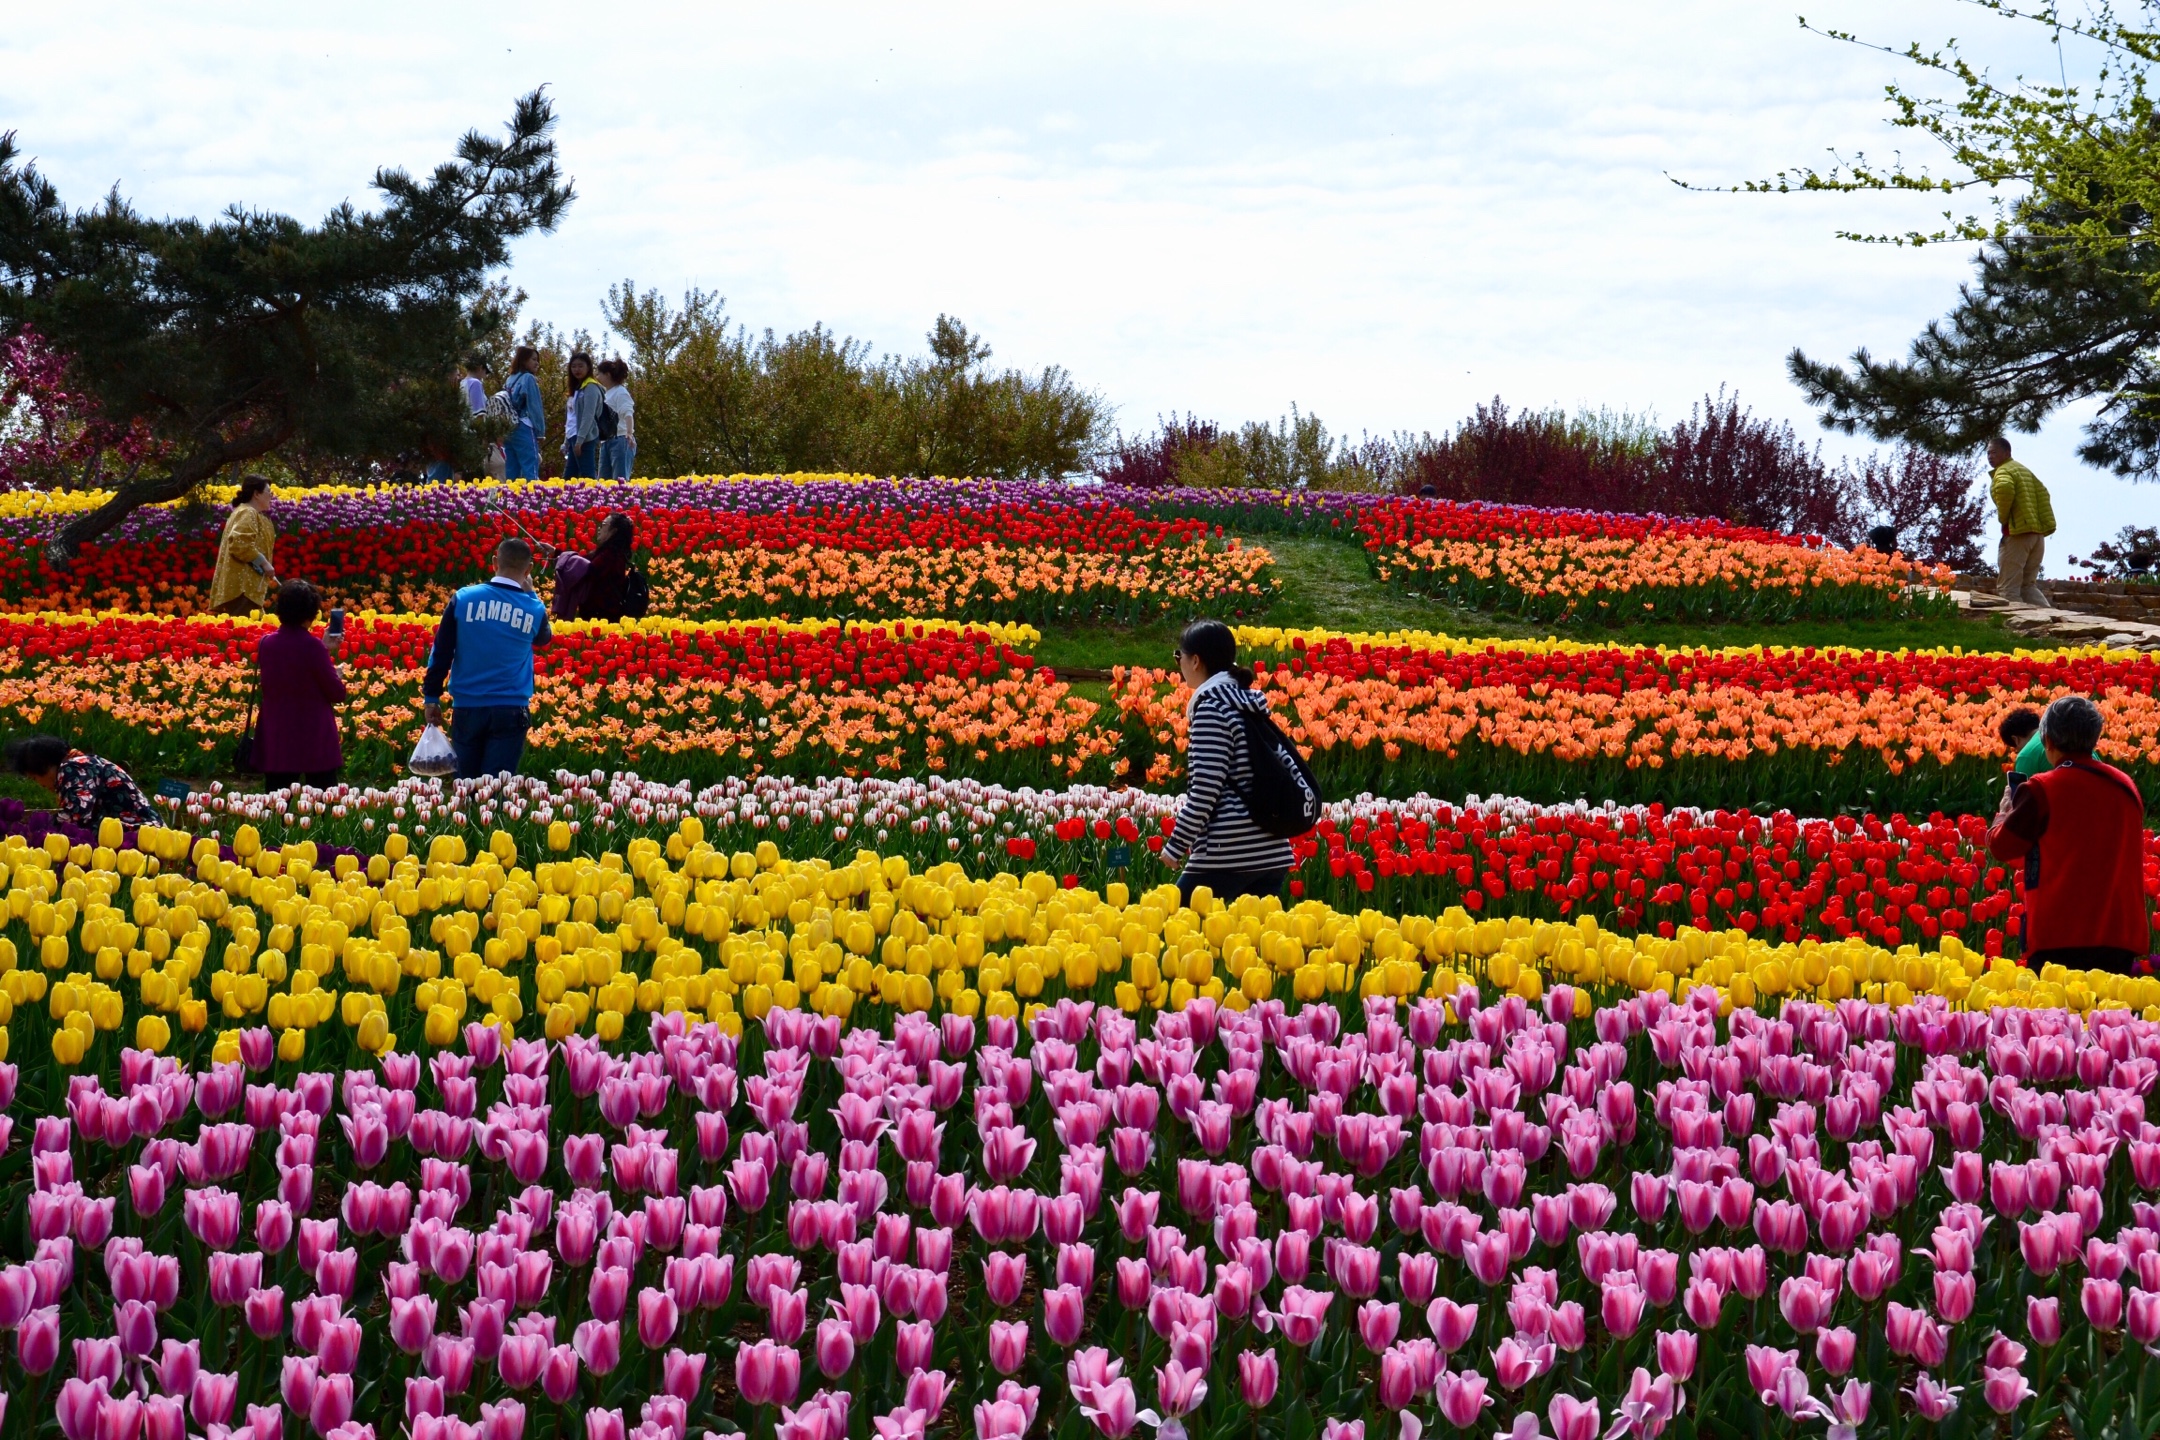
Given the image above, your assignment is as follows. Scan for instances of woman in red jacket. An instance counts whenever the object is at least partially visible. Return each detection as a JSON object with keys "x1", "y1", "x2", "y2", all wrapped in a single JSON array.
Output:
[{"x1": 1986, "y1": 694, "x2": 2151, "y2": 971}]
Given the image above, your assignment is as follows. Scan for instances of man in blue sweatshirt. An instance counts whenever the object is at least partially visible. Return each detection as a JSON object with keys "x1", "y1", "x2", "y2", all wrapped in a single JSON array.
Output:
[{"x1": 422, "y1": 538, "x2": 553, "y2": 778}]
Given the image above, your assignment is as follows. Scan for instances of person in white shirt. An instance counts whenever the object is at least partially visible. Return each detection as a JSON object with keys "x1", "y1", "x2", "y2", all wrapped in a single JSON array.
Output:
[
  {"x1": 460, "y1": 356, "x2": 489, "y2": 415},
  {"x1": 599, "y1": 360, "x2": 636, "y2": 478}
]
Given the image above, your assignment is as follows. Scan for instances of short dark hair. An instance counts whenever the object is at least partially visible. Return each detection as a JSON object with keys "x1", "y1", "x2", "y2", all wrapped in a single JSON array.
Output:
[
  {"x1": 1988, "y1": 436, "x2": 2012, "y2": 453},
  {"x1": 463, "y1": 353, "x2": 488, "y2": 372},
  {"x1": 236, "y1": 474, "x2": 272, "y2": 504},
  {"x1": 511, "y1": 345, "x2": 539, "y2": 375},
  {"x1": 497, "y1": 537, "x2": 534, "y2": 569},
  {"x1": 2040, "y1": 695, "x2": 2104, "y2": 757},
  {"x1": 5, "y1": 735, "x2": 68, "y2": 777},
  {"x1": 1997, "y1": 707, "x2": 2041, "y2": 748},
  {"x1": 274, "y1": 578, "x2": 322, "y2": 628}
]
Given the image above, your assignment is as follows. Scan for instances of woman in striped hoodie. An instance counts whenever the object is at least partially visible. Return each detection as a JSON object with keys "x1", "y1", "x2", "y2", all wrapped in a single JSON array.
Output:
[{"x1": 1160, "y1": 619, "x2": 1296, "y2": 907}]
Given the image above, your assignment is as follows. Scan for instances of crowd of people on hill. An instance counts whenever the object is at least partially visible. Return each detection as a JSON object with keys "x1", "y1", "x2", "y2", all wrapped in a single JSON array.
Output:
[{"x1": 417, "y1": 348, "x2": 637, "y2": 483}]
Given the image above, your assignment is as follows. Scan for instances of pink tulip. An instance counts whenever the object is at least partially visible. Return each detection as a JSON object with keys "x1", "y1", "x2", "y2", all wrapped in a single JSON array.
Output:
[
  {"x1": 497, "y1": 1334, "x2": 546, "y2": 1391},
  {"x1": 1815, "y1": 1326, "x2": 1856, "y2": 1376},
  {"x1": 1983, "y1": 1366, "x2": 2034, "y2": 1415},
  {"x1": 637, "y1": 1288, "x2": 679, "y2": 1350},
  {"x1": 1600, "y1": 1280, "x2": 1645, "y2": 1339},
  {"x1": 390, "y1": 1296, "x2": 437, "y2": 1356},
  {"x1": 815, "y1": 1319, "x2": 854, "y2": 1379},
  {"x1": 736, "y1": 1340, "x2": 801, "y2": 1409},
  {"x1": 192, "y1": 1372, "x2": 239, "y2": 1428},
  {"x1": 1239, "y1": 1348, "x2": 1279, "y2": 1407},
  {"x1": 1681, "y1": 1277, "x2": 1723, "y2": 1330},
  {"x1": 1435, "y1": 1368, "x2": 1491, "y2": 1430},
  {"x1": 1045, "y1": 1283, "x2": 1086, "y2": 1347},
  {"x1": 1933, "y1": 1270, "x2": 1975, "y2": 1324},
  {"x1": 571, "y1": 1320, "x2": 619, "y2": 1377},
  {"x1": 310, "y1": 1372, "x2": 355, "y2": 1436},
  {"x1": 1155, "y1": 1358, "x2": 1207, "y2": 1417},
  {"x1": 1655, "y1": 1328, "x2": 1697, "y2": 1383},
  {"x1": 2083, "y1": 1278, "x2": 2124, "y2": 1332},
  {"x1": 1546, "y1": 1395, "x2": 1599, "y2": 1440},
  {"x1": 59, "y1": 1378, "x2": 107, "y2": 1440},
  {"x1": 1776, "y1": 1276, "x2": 1833, "y2": 1335},
  {"x1": 2130, "y1": 1290, "x2": 2160, "y2": 1346},
  {"x1": 983, "y1": 1252, "x2": 1026, "y2": 1309},
  {"x1": 1906, "y1": 1373, "x2": 1961, "y2": 1421},
  {"x1": 2025, "y1": 1295, "x2": 2063, "y2": 1346},
  {"x1": 988, "y1": 1320, "x2": 1028, "y2": 1376},
  {"x1": 1358, "y1": 1300, "x2": 1401, "y2": 1354},
  {"x1": 1426, "y1": 1298, "x2": 1477, "y2": 1353},
  {"x1": 1262, "y1": 1286, "x2": 1332, "y2": 1348},
  {"x1": 540, "y1": 1345, "x2": 579, "y2": 1406},
  {"x1": 478, "y1": 1400, "x2": 525, "y2": 1440}
]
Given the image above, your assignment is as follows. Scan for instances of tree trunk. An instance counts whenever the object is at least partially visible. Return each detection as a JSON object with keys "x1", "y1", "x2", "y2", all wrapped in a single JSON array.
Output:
[{"x1": 45, "y1": 425, "x2": 289, "y2": 563}]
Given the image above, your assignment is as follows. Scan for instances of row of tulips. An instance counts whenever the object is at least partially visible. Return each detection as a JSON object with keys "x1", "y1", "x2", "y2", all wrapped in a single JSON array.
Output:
[
  {"x1": 0, "y1": 476, "x2": 1933, "y2": 628},
  {"x1": 1351, "y1": 506, "x2": 1949, "y2": 624},
  {"x1": 147, "y1": 773, "x2": 2160, "y2": 964},
  {"x1": 2, "y1": 485, "x2": 1271, "y2": 625},
  {"x1": 5, "y1": 612, "x2": 2158, "y2": 809},
  {"x1": 0, "y1": 613, "x2": 1115, "y2": 789},
  {"x1": 0, "y1": 821, "x2": 2157, "y2": 1440},
  {"x1": 0, "y1": 797, "x2": 2142, "y2": 1097},
  {"x1": 1134, "y1": 629, "x2": 2160, "y2": 817}
]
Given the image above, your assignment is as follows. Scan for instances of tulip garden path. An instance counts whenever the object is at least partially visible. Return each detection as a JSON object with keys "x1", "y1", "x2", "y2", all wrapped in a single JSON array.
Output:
[{"x1": 0, "y1": 473, "x2": 2153, "y2": 1440}]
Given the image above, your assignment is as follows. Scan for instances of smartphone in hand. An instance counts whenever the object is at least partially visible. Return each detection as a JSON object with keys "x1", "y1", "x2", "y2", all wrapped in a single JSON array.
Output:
[{"x1": 327, "y1": 607, "x2": 345, "y2": 636}]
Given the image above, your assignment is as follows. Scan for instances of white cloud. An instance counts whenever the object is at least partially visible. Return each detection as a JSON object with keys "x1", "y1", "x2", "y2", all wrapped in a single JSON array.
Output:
[{"x1": 6, "y1": 0, "x2": 2146, "y2": 554}]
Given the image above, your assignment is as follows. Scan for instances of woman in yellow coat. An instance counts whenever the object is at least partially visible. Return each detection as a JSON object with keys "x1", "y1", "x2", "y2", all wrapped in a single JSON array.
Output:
[{"x1": 206, "y1": 475, "x2": 278, "y2": 615}]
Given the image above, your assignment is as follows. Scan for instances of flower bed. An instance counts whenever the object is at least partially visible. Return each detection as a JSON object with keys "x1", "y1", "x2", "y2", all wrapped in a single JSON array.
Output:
[
  {"x1": 0, "y1": 478, "x2": 1943, "y2": 628},
  {"x1": 0, "y1": 814, "x2": 2149, "y2": 1440},
  {"x1": 7, "y1": 613, "x2": 2157, "y2": 810},
  {"x1": 1352, "y1": 500, "x2": 1950, "y2": 624},
  {"x1": 0, "y1": 613, "x2": 1112, "y2": 787},
  {"x1": 1109, "y1": 628, "x2": 2160, "y2": 816},
  {"x1": 0, "y1": 481, "x2": 1273, "y2": 625},
  {"x1": 147, "y1": 774, "x2": 2158, "y2": 965}
]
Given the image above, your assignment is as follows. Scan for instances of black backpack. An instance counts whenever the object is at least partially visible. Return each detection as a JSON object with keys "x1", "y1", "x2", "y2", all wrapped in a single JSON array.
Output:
[
  {"x1": 592, "y1": 387, "x2": 619, "y2": 441},
  {"x1": 1232, "y1": 703, "x2": 1324, "y2": 837},
  {"x1": 621, "y1": 564, "x2": 650, "y2": 618}
]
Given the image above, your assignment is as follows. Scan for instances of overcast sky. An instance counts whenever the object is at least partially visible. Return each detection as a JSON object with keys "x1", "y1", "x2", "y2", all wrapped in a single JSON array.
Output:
[{"x1": 9, "y1": 1, "x2": 2149, "y2": 555}]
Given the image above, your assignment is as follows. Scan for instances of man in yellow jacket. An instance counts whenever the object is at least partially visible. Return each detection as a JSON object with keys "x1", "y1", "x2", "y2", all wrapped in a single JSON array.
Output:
[{"x1": 1988, "y1": 437, "x2": 2055, "y2": 608}]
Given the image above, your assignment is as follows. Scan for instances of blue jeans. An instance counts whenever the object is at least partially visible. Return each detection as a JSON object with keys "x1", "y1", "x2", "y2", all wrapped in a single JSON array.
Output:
[
  {"x1": 423, "y1": 461, "x2": 454, "y2": 481},
  {"x1": 450, "y1": 705, "x2": 529, "y2": 779},
  {"x1": 600, "y1": 437, "x2": 635, "y2": 479},
  {"x1": 504, "y1": 426, "x2": 540, "y2": 480},
  {"x1": 565, "y1": 440, "x2": 600, "y2": 478}
]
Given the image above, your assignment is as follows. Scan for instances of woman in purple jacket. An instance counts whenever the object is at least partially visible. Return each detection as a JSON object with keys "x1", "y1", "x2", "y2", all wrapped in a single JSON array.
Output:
[{"x1": 256, "y1": 580, "x2": 348, "y2": 789}]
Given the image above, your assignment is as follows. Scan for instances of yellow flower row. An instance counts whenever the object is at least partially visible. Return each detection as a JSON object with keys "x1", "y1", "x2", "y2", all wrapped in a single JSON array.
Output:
[
  {"x1": 0, "y1": 473, "x2": 885, "y2": 520},
  {"x1": 0, "y1": 816, "x2": 2149, "y2": 1074}
]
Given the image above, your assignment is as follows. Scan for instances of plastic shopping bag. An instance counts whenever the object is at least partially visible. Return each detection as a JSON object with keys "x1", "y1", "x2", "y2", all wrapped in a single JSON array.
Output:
[{"x1": 409, "y1": 724, "x2": 458, "y2": 777}]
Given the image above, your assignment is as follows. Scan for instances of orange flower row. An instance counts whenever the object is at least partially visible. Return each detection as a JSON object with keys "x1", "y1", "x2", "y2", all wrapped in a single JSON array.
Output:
[{"x1": 1366, "y1": 532, "x2": 1951, "y2": 623}]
